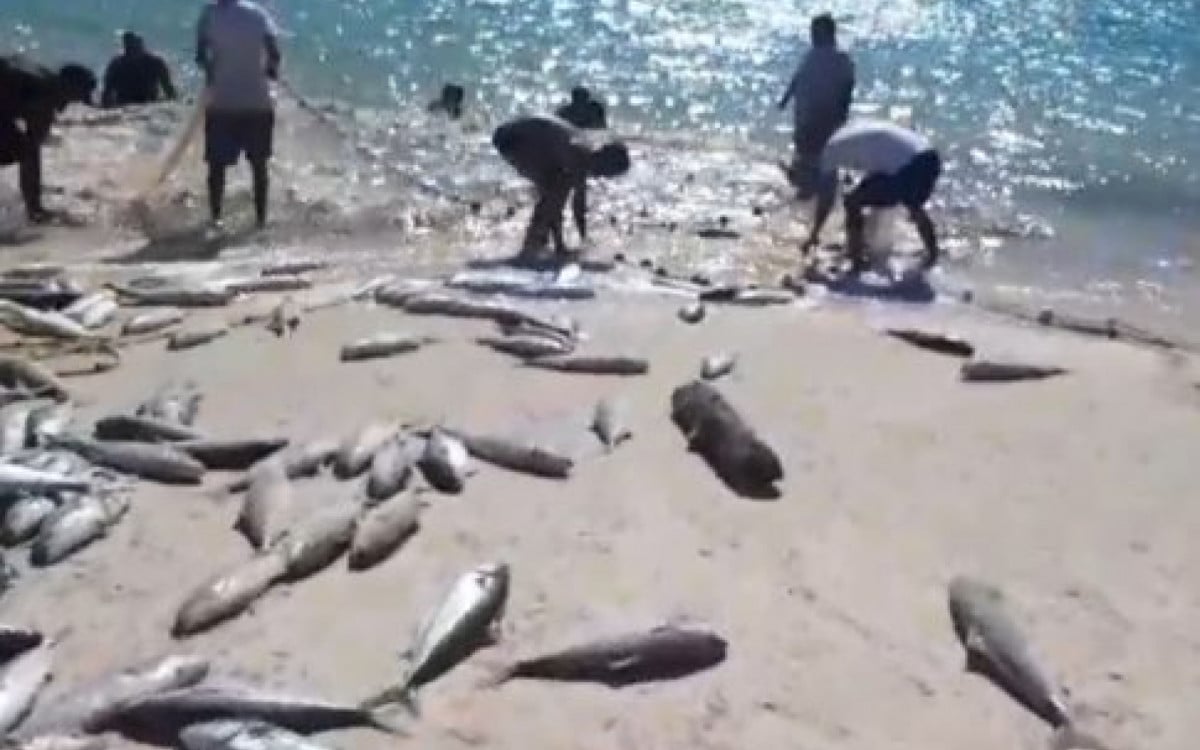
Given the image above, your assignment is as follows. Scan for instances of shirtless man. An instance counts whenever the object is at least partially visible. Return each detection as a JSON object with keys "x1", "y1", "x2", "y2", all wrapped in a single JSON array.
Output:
[
  {"x1": 803, "y1": 119, "x2": 942, "y2": 273},
  {"x1": 101, "y1": 32, "x2": 177, "y2": 108},
  {"x1": 0, "y1": 56, "x2": 96, "y2": 222},
  {"x1": 492, "y1": 115, "x2": 630, "y2": 258}
]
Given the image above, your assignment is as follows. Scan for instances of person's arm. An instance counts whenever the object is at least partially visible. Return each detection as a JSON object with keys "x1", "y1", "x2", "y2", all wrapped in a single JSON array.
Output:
[
  {"x1": 100, "y1": 60, "x2": 117, "y2": 109},
  {"x1": 571, "y1": 174, "x2": 588, "y2": 243},
  {"x1": 157, "y1": 57, "x2": 178, "y2": 100},
  {"x1": 839, "y1": 59, "x2": 855, "y2": 118},
  {"x1": 778, "y1": 74, "x2": 796, "y2": 110},
  {"x1": 195, "y1": 9, "x2": 212, "y2": 84},
  {"x1": 265, "y1": 34, "x2": 281, "y2": 80}
]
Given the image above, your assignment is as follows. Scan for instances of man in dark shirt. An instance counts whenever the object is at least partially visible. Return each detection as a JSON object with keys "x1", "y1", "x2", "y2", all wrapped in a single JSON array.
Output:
[
  {"x1": 555, "y1": 86, "x2": 607, "y2": 130},
  {"x1": 101, "y1": 32, "x2": 177, "y2": 108},
  {"x1": 0, "y1": 57, "x2": 96, "y2": 222}
]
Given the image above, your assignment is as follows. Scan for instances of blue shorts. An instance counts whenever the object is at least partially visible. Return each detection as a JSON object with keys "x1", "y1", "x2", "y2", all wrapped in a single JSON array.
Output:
[
  {"x1": 205, "y1": 109, "x2": 274, "y2": 166},
  {"x1": 848, "y1": 150, "x2": 942, "y2": 209}
]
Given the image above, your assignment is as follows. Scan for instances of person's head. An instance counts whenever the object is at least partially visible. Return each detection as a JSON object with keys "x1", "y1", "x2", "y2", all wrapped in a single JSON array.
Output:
[
  {"x1": 571, "y1": 86, "x2": 591, "y2": 105},
  {"x1": 589, "y1": 142, "x2": 631, "y2": 178},
  {"x1": 121, "y1": 31, "x2": 145, "y2": 56},
  {"x1": 57, "y1": 64, "x2": 97, "y2": 108},
  {"x1": 810, "y1": 13, "x2": 837, "y2": 47},
  {"x1": 216, "y1": 0, "x2": 237, "y2": 6},
  {"x1": 441, "y1": 84, "x2": 464, "y2": 107}
]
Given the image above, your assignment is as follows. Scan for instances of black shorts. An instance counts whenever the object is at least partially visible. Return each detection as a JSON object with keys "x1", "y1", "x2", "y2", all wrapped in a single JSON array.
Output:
[
  {"x1": 848, "y1": 150, "x2": 941, "y2": 210},
  {"x1": 205, "y1": 109, "x2": 274, "y2": 166}
]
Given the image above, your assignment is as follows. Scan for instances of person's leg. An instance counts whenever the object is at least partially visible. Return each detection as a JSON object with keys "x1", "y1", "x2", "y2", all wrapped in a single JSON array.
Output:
[
  {"x1": 909, "y1": 206, "x2": 938, "y2": 269},
  {"x1": 843, "y1": 172, "x2": 897, "y2": 272},
  {"x1": 18, "y1": 145, "x2": 45, "y2": 221},
  {"x1": 522, "y1": 189, "x2": 551, "y2": 254},
  {"x1": 207, "y1": 165, "x2": 225, "y2": 223},
  {"x1": 250, "y1": 159, "x2": 269, "y2": 228},
  {"x1": 896, "y1": 151, "x2": 942, "y2": 269},
  {"x1": 204, "y1": 111, "x2": 234, "y2": 225},
  {"x1": 245, "y1": 111, "x2": 275, "y2": 229}
]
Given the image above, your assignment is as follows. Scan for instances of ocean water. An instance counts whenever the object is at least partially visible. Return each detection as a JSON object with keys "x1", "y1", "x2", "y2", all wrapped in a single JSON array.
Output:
[{"x1": 2, "y1": 0, "x2": 1199, "y2": 324}]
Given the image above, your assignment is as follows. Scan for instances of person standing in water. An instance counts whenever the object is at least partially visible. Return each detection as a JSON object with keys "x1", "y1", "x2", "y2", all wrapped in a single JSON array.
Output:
[
  {"x1": 778, "y1": 13, "x2": 855, "y2": 197},
  {"x1": 802, "y1": 118, "x2": 942, "y2": 273},
  {"x1": 0, "y1": 56, "x2": 97, "y2": 223},
  {"x1": 556, "y1": 86, "x2": 608, "y2": 130},
  {"x1": 101, "y1": 32, "x2": 177, "y2": 108},
  {"x1": 492, "y1": 115, "x2": 630, "y2": 259},
  {"x1": 195, "y1": 0, "x2": 281, "y2": 230}
]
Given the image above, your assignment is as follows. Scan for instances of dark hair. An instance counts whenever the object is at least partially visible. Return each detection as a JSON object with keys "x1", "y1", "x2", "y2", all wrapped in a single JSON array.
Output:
[
  {"x1": 441, "y1": 84, "x2": 464, "y2": 105},
  {"x1": 58, "y1": 64, "x2": 97, "y2": 105},
  {"x1": 590, "y1": 142, "x2": 630, "y2": 178},
  {"x1": 811, "y1": 13, "x2": 836, "y2": 44},
  {"x1": 122, "y1": 31, "x2": 144, "y2": 49},
  {"x1": 571, "y1": 86, "x2": 591, "y2": 103}
]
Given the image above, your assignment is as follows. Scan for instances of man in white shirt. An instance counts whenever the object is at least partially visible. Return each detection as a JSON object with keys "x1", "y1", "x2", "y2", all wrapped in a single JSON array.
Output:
[
  {"x1": 778, "y1": 14, "x2": 855, "y2": 197},
  {"x1": 196, "y1": 0, "x2": 281, "y2": 230},
  {"x1": 803, "y1": 119, "x2": 942, "y2": 273}
]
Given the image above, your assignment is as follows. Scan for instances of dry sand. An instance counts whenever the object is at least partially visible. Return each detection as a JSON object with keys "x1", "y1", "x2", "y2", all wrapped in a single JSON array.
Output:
[{"x1": 0, "y1": 280, "x2": 1197, "y2": 750}]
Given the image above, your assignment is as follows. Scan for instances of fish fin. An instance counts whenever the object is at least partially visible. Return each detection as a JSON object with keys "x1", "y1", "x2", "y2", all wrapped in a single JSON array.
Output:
[{"x1": 1050, "y1": 724, "x2": 1112, "y2": 750}]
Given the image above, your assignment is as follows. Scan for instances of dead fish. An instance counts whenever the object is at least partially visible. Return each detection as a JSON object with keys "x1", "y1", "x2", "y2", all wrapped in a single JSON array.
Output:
[
  {"x1": 0, "y1": 301, "x2": 94, "y2": 340},
  {"x1": 30, "y1": 494, "x2": 128, "y2": 567},
  {"x1": 451, "y1": 431, "x2": 573, "y2": 480},
  {"x1": 0, "y1": 641, "x2": 54, "y2": 732},
  {"x1": 172, "y1": 553, "x2": 286, "y2": 638},
  {"x1": 48, "y1": 435, "x2": 205, "y2": 484},
  {"x1": 0, "y1": 357, "x2": 69, "y2": 402},
  {"x1": 677, "y1": 302, "x2": 706, "y2": 324},
  {"x1": 591, "y1": 396, "x2": 631, "y2": 450},
  {"x1": 109, "y1": 284, "x2": 235, "y2": 308},
  {"x1": 373, "y1": 282, "x2": 427, "y2": 309},
  {"x1": 348, "y1": 495, "x2": 419, "y2": 571},
  {"x1": 0, "y1": 626, "x2": 42, "y2": 662},
  {"x1": 365, "y1": 438, "x2": 412, "y2": 505},
  {"x1": 0, "y1": 401, "x2": 46, "y2": 455},
  {"x1": 136, "y1": 385, "x2": 202, "y2": 427},
  {"x1": 6, "y1": 735, "x2": 108, "y2": 750},
  {"x1": 417, "y1": 429, "x2": 470, "y2": 494},
  {"x1": 494, "y1": 319, "x2": 576, "y2": 349},
  {"x1": 265, "y1": 298, "x2": 300, "y2": 338},
  {"x1": 333, "y1": 423, "x2": 396, "y2": 480},
  {"x1": 122, "y1": 309, "x2": 185, "y2": 336},
  {"x1": 961, "y1": 360, "x2": 1068, "y2": 383},
  {"x1": 25, "y1": 402, "x2": 73, "y2": 447},
  {"x1": 64, "y1": 292, "x2": 119, "y2": 330},
  {"x1": 180, "y1": 720, "x2": 335, "y2": 750},
  {"x1": 474, "y1": 335, "x2": 570, "y2": 359},
  {"x1": 339, "y1": 334, "x2": 432, "y2": 362},
  {"x1": 225, "y1": 276, "x2": 311, "y2": 295},
  {"x1": 174, "y1": 438, "x2": 288, "y2": 471},
  {"x1": 3, "y1": 264, "x2": 63, "y2": 281},
  {"x1": 16, "y1": 654, "x2": 210, "y2": 736},
  {"x1": 167, "y1": 325, "x2": 229, "y2": 351},
  {"x1": 486, "y1": 624, "x2": 727, "y2": 687},
  {"x1": 96, "y1": 683, "x2": 397, "y2": 745},
  {"x1": 700, "y1": 352, "x2": 737, "y2": 381},
  {"x1": 226, "y1": 439, "x2": 338, "y2": 493},
  {"x1": 275, "y1": 503, "x2": 359, "y2": 582},
  {"x1": 524, "y1": 355, "x2": 649, "y2": 376},
  {"x1": 93, "y1": 414, "x2": 202, "y2": 443},
  {"x1": 0, "y1": 463, "x2": 89, "y2": 499},
  {"x1": 885, "y1": 327, "x2": 975, "y2": 357},
  {"x1": 361, "y1": 562, "x2": 509, "y2": 714},
  {"x1": 261, "y1": 260, "x2": 327, "y2": 277},
  {"x1": 236, "y1": 461, "x2": 292, "y2": 551},
  {"x1": 2, "y1": 495, "x2": 58, "y2": 546}
]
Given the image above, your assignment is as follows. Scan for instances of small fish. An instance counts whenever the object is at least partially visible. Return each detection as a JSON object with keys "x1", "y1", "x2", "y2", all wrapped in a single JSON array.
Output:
[
  {"x1": 261, "y1": 260, "x2": 327, "y2": 277},
  {"x1": 494, "y1": 320, "x2": 576, "y2": 350},
  {"x1": 225, "y1": 276, "x2": 312, "y2": 295},
  {"x1": 172, "y1": 554, "x2": 286, "y2": 638},
  {"x1": 0, "y1": 301, "x2": 94, "y2": 340},
  {"x1": 275, "y1": 503, "x2": 359, "y2": 583},
  {"x1": 0, "y1": 641, "x2": 54, "y2": 732},
  {"x1": 174, "y1": 438, "x2": 288, "y2": 471},
  {"x1": 486, "y1": 624, "x2": 727, "y2": 687},
  {"x1": 700, "y1": 352, "x2": 737, "y2": 381},
  {"x1": 339, "y1": 334, "x2": 432, "y2": 362},
  {"x1": 0, "y1": 626, "x2": 42, "y2": 662},
  {"x1": 365, "y1": 438, "x2": 413, "y2": 505},
  {"x1": 677, "y1": 302, "x2": 706, "y2": 324},
  {"x1": 0, "y1": 401, "x2": 47, "y2": 455},
  {"x1": 93, "y1": 414, "x2": 203, "y2": 443},
  {"x1": 2, "y1": 495, "x2": 58, "y2": 546},
  {"x1": 64, "y1": 292, "x2": 118, "y2": 330},
  {"x1": 348, "y1": 495, "x2": 419, "y2": 571},
  {"x1": 225, "y1": 439, "x2": 337, "y2": 493},
  {"x1": 0, "y1": 357, "x2": 69, "y2": 402},
  {"x1": 333, "y1": 423, "x2": 396, "y2": 480},
  {"x1": 417, "y1": 429, "x2": 471, "y2": 494},
  {"x1": 361, "y1": 562, "x2": 509, "y2": 714},
  {"x1": 265, "y1": 297, "x2": 300, "y2": 337},
  {"x1": 475, "y1": 335, "x2": 570, "y2": 359},
  {"x1": 591, "y1": 396, "x2": 631, "y2": 450},
  {"x1": 885, "y1": 327, "x2": 975, "y2": 358},
  {"x1": 121, "y1": 309, "x2": 184, "y2": 337},
  {"x1": 167, "y1": 325, "x2": 229, "y2": 351},
  {"x1": 136, "y1": 384, "x2": 202, "y2": 427},
  {"x1": 180, "y1": 720, "x2": 335, "y2": 750},
  {"x1": 0, "y1": 463, "x2": 89, "y2": 499},
  {"x1": 525, "y1": 355, "x2": 649, "y2": 376},
  {"x1": 30, "y1": 494, "x2": 128, "y2": 567},
  {"x1": 451, "y1": 431, "x2": 573, "y2": 480},
  {"x1": 236, "y1": 461, "x2": 293, "y2": 551},
  {"x1": 48, "y1": 435, "x2": 205, "y2": 484},
  {"x1": 25, "y1": 402, "x2": 73, "y2": 447},
  {"x1": 109, "y1": 284, "x2": 235, "y2": 308},
  {"x1": 960, "y1": 360, "x2": 1068, "y2": 383}
]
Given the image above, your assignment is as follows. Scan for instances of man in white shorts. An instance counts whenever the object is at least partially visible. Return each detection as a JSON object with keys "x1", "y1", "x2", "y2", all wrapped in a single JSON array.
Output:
[
  {"x1": 803, "y1": 119, "x2": 942, "y2": 273},
  {"x1": 196, "y1": 0, "x2": 281, "y2": 230}
]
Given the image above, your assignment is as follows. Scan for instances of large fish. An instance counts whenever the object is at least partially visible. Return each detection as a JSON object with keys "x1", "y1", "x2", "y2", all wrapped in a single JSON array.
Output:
[
  {"x1": 486, "y1": 625, "x2": 727, "y2": 687},
  {"x1": 109, "y1": 284, "x2": 235, "y2": 308},
  {"x1": 416, "y1": 429, "x2": 470, "y2": 494},
  {"x1": 16, "y1": 654, "x2": 210, "y2": 736},
  {"x1": 275, "y1": 504, "x2": 359, "y2": 583},
  {"x1": 0, "y1": 401, "x2": 47, "y2": 456},
  {"x1": 450, "y1": 431, "x2": 573, "y2": 480},
  {"x1": 333, "y1": 423, "x2": 396, "y2": 480},
  {"x1": 47, "y1": 435, "x2": 205, "y2": 484},
  {"x1": 30, "y1": 494, "x2": 128, "y2": 567},
  {"x1": 0, "y1": 301, "x2": 93, "y2": 340},
  {"x1": 180, "y1": 720, "x2": 335, "y2": 750},
  {"x1": 960, "y1": 360, "x2": 1068, "y2": 383},
  {"x1": 122, "y1": 309, "x2": 184, "y2": 337},
  {"x1": 348, "y1": 496, "x2": 419, "y2": 571},
  {"x1": 0, "y1": 641, "x2": 53, "y2": 732},
  {"x1": 947, "y1": 577, "x2": 1110, "y2": 750},
  {"x1": 364, "y1": 438, "x2": 412, "y2": 505},
  {"x1": 339, "y1": 334, "x2": 432, "y2": 362},
  {"x1": 95, "y1": 683, "x2": 398, "y2": 746},
  {"x1": 2, "y1": 495, "x2": 58, "y2": 546},
  {"x1": 225, "y1": 440, "x2": 337, "y2": 494},
  {"x1": 93, "y1": 414, "x2": 202, "y2": 443},
  {"x1": 0, "y1": 463, "x2": 89, "y2": 500},
  {"x1": 174, "y1": 438, "x2": 288, "y2": 471},
  {"x1": 524, "y1": 355, "x2": 649, "y2": 376},
  {"x1": 361, "y1": 562, "x2": 509, "y2": 714},
  {"x1": 236, "y1": 462, "x2": 293, "y2": 551},
  {"x1": 172, "y1": 553, "x2": 286, "y2": 638},
  {"x1": 0, "y1": 357, "x2": 69, "y2": 403},
  {"x1": 591, "y1": 396, "x2": 631, "y2": 450}
]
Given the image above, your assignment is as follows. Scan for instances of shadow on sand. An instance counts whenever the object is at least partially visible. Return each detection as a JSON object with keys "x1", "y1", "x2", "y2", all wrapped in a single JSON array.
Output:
[
  {"x1": 466, "y1": 251, "x2": 616, "y2": 274},
  {"x1": 805, "y1": 265, "x2": 936, "y2": 304},
  {"x1": 103, "y1": 224, "x2": 256, "y2": 265}
]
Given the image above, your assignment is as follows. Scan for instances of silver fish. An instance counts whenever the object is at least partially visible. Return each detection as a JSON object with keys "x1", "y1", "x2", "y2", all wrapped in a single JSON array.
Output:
[
  {"x1": 591, "y1": 396, "x2": 631, "y2": 450},
  {"x1": 451, "y1": 431, "x2": 573, "y2": 480},
  {"x1": 0, "y1": 301, "x2": 93, "y2": 340},
  {"x1": 25, "y1": 402, "x2": 73, "y2": 447},
  {"x1": 361, "y1": 562, "x2": 509, "y2": 714},
  {"x1": 339, "y1": 334, "x2": 431, "y2": 362},
  {"x1": 6, "y1": 736, "x2": 108, "y2": 750},
  {"x1": 0, "y1": 641, "x2": 53, "y2": 732},
  {"x1": 0, "y1": 401, "x2": 46, "y2": 456},
  {"x1": 110, "y1": 284, "x2": 235, "y2": 308},
  {"x1": 261, "y1": 260, "x2": 327, "y2": 277},
  {"x1": 474, "y1": 335, "x2": 570, "y2": 359},
  {"x1": 122, "y1": 309, "x2": 184, "y2": 337},
  {"x1": 167, "y1": 325, "x2": 229, "y2": 351},
  {"x1": 225, "y1": 276, "x2": 312, "y2": 295},
  {"x1": 700, "y1": 352, "x2": 737, "y2": 381},
  {"x1": 30, "y1": 494, "x2": 128, "y2": 567},
  {"x1": 0, "y1": 463, "x2": 89, "y2": 499},
  {"x1": 64, "y1": 292, "x2": 118, "y2": 330},
  {"x1": 174, "y1": 438, "x2": 288, "y2": 471},
  {"x1": 225, "y1": 439, "x2": 338, "y2": 494},
  {"x1": 93, "y1": 414, "x2": 202, "y2": 443},
  {"x1": 180, "y1": 720, "x2": 335, "y2": 750},
  {"x1": 333, "y1": 423, "x2": 396, "y2": 480},
  {"x1": 48, "y1": 435, "x2": 205, "y2": 484},
  {"x1": 524, "y1": 355, "x2": 649, "y2": 376},
  {"x1": 136, "y1": 384, "x2": 202, "y2": 427},
  {"x1": 348, "y1": 496, "x2": 419, "y2": 571},
  {"x1": 0, "y1": 357, "x2": 69, "y2": 402},
  {"x1": 172, "y1": 553, "x2": 286, "y2": 638},
  {"x1": 416, "y1": 429, "x2": 470, "y2": 494},
  {"x1": 2, "y1": 495, "x2": 58, "y2": 546},
  {"x1": 365, "y1": 438, "x2": 412, "y2": 505},
  {"x1": 960, "y1": 360, "x2": 1068, "y2": 383},
  {"x1": 16, "y1": 654, "x2": 210, "y2": 736},
  {"x1": 236, "y1": 462, "x2": 292, "y2": 551},
  {"x1": 275, "y1": 503, "x2": 359, "y2": 582}
]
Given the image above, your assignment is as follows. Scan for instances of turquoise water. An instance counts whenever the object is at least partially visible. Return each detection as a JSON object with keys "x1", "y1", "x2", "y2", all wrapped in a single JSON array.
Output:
[{"x1": 3, "y1": 0, "x2": 1199, "y2": 318}]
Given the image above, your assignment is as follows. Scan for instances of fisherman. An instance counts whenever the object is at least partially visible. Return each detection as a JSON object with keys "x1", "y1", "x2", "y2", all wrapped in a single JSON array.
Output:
[
  {"x1": 802, "y1": 118, "x2": 942, "y2": 273},
  {"x1": 778, "y1": 13, "x2": 855, "y2": 197},
  {"x1": 427, "y1": 84, "x2": 465, "y2": 120},
  {"x1": 492, "y1": 115, "x2": 630, "y2": 259},
  {"x1": 0, "y1": 56, "x2": 97, "y2": 223},
  {"x1": 196, "y1": 0, "x2": 281, "y2": 230},
  {"x1": 101, "y1": 32, "x2": 178, "y2": 108},
  {"x1": 555, "y1": 86, "x2": 607, "y2": 130}
]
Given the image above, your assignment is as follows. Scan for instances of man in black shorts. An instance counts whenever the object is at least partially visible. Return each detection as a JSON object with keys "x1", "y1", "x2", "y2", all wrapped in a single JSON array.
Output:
[
  {"x1": 101, "y1": 32, "x2": 177, "y2": 108},
  {"x1": 196, "y1": 0, "x2": 281, "y2": 230},
  {"x1": 803, "y1": 119, "x2": 942, "y2": 273},
  {"x1": 0, "y1": 56, "x2": 96, "y2": 222}
]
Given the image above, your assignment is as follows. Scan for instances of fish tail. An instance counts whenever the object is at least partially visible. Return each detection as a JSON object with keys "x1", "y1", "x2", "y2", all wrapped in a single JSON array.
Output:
[
  {"x1": 476, "y1": 664, "x2": 518, "y2": 690},
  {"x1": 1050, "y1": 724, "x2": 1112, "y2": 750},
  {"x1": 359, "y1": 685, "x2": 420, "y2": 717}
]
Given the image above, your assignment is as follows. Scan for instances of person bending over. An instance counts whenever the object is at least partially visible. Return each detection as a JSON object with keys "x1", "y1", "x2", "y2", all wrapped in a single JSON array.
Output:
[
  {"x1": 427, "y1": 84, "x2": 465, "y2": 120},
  {"x1": 803, "y1": 119, "x2": 941, "y2": 273},
  {"x1": 102, "y1": 32, "x2": 177, "y2": 108},
  {"x1": 556, "y1": 86, "x2": 607, "y2": 130},
  {"x1": 492, "y1": 115, "x2": 630, "y2": 258}
]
